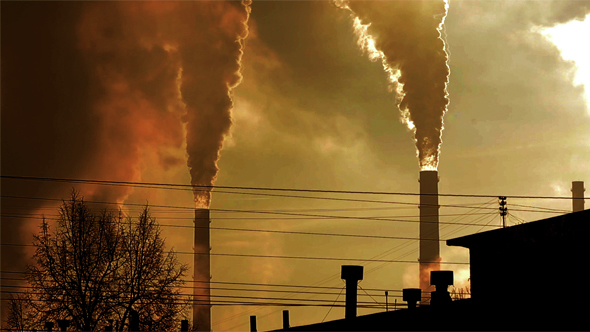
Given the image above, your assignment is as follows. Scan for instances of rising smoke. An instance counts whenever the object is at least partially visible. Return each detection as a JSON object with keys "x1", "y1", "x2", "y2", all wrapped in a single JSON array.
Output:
[
  {"x1": 1, "y1": 1, "x2": 250, "y2": 325},
  {"x1": 180, "y1": 1, "x2": 252, "y2": 208},
  {"x1": 335, "y1": 0, "x2": 450, "y2": 170},
  {"x1": 79, "y1": 0, "x2": 251, "y2": 208}
]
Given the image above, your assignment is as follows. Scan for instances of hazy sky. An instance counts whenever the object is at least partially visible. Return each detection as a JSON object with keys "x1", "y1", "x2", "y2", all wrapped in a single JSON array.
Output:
[{"x1": 2, "y1": 1, "x2": 589, "y2": 330}]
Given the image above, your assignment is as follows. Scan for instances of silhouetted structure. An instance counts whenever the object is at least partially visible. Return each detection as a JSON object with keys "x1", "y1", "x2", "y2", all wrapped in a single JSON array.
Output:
[
  {"x1": 271, "y1": 209, "x2": 589, "y2": 331},
  {"x1": 250, "y1": 315, "x2": 257, "y2": 332},
  {"x1": 56, "y1": 320, "x2": 70, "y2": 332},
  {"x1": 402, "y1": 288, "x2": 421, "y2": 309},
  {"x1": 446, "y1": 208, "x2": 589, "y2": 328},
  {"x1": 419, "y1": 170, "x2": 440, "y2": 299},
  {"x1": 193, "y1": 208, "x2": 211, "y2": 331},
  {"x1": 282, "y1": 310, "x2": 290, "y2": 330},
  {"x1": 341, "y1": 265, "x2": 363, "y2": 319},
  {"x1": 429, "y1": 270, "x2": 452, "y2": 306},
  {"x1": 572, "y1": 181, "x2": 585, "y2": 212}
]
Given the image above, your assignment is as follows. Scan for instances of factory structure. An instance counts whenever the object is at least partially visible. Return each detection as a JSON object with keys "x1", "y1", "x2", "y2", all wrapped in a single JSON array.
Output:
[
  {"x1": 193, "y1": 209, "x2": 211, "y2": 331},
  {"x1": 191, "y1": 177, "x2": 586, "y2": 331},
  {"x1": 258, "y1": 181, "x2": 588, "y2": 331},
  {"x1": 418, "y1": 170, "x2": 441, "y2": 300}
]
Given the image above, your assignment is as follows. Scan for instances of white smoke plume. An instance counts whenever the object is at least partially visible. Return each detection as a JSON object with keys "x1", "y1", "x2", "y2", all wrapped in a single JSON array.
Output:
[{"x1": 335, "y1": 0, "x2": 450, "y2": 170}]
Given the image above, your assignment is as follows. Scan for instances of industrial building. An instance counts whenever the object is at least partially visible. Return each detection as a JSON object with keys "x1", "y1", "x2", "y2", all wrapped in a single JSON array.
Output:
[{"x1": 257, "y1": 207, "x2": 589, "y2": 331}]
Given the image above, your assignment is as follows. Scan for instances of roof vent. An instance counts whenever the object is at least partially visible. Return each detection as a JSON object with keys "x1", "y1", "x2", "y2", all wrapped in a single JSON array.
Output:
[
  {"x1": 341, "y1": 265, "x2": 363, "y2": 319},
  {"x1": 403, "y1": 288, "x2": 422, "y2": 309},
  {"x1": 430, "y1": 270, "x2": 453, "y2": 306}
]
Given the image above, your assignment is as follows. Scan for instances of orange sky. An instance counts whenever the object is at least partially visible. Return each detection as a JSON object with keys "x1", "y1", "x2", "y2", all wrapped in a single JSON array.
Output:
[{"x1": 2, "y1": 1, "x2": 589, "y2": 330}]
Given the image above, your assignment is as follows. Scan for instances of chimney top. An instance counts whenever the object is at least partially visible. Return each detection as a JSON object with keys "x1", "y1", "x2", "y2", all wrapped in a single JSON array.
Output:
[
  {"x1": 572, "y1": 181, "x2": 585, "y2": 190},
  {"x1": 430, "y1": 270, "x2": 454, "y2": 287},
  {"x1": 341, "y1": 265, "x2": 363, "y2": 281},
  {"x1": 419, "y1": 170, "x2": 439, "y2": 183},
  {"x1": 402, "y1": 288, "x2": 422, "y2": 302}
]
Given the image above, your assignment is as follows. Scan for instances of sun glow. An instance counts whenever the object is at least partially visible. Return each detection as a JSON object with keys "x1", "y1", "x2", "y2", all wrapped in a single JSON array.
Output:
[
  {"x1": 349, "y1": 16, "x2": 412, "y2": 131},
  {"x1": 539, "y1": 14, "x2": 590, "y2": 113}
]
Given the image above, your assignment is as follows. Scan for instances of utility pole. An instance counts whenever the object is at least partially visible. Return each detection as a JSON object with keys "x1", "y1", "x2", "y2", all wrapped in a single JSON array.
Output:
[{"x1": 499, "y1": 196, "x2": 507, "y2": 228}]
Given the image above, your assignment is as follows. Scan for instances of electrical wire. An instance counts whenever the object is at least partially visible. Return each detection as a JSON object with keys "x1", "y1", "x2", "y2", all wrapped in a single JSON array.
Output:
[
  {"x1": 0, "y1": 296, "x2": 388, "y2": 308},
  {"x1": 0, "y1": 283, "x2": 402, "y2": 298},
  {"x1": 321, "y1": 286, "x2": 345, "y2": 323},
  {"x1": 0, "y1": 245, "x2": 471, "y2": 263},
  {"x1": 358, "y1": 285, "x2": 385, "y2": 309},
  {"x1": 0, "y1": 289, "x2": 391, "y2": 305},
  {"x1": 2, "y1": 175, "x2": 587, "y2": 200},
  {"x1": 0, "y1": 213, "x2": 488, "y2": 242},
  {"x1": 215, "y1": 206, "x2": 489, "y2": 329},
  {"x1": 0, "y1": 204, "x2": 506, "y2": 228}
]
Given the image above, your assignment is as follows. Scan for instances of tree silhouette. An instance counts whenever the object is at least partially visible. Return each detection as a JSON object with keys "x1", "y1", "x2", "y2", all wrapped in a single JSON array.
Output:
[
  {"x1": 450, "y1": 284, "x2": 471, "y2": 301},
  {"x1": 7, "y1": 191, "x2": 189, "y2": 331}
]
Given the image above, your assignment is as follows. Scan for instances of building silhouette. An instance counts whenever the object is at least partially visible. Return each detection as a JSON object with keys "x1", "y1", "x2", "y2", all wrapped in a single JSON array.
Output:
[{"x1": 262, "y1": 209, "x2": 589, "y2": 331}]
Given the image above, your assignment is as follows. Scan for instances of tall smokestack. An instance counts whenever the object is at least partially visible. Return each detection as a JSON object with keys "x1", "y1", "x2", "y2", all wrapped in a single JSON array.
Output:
[
  {"x1": 194, "y1": 208, "x2": 211, "y2": 331},
  {"x1": 419, "y1": 170, "x2": 440, "y2": 301},
  {"x1": 572, "y1": 181, "x2": 585, "y2": 212}
]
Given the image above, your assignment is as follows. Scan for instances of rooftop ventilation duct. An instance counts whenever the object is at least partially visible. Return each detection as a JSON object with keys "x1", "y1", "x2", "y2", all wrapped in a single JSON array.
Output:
[{"x1": 341, "y1": 265, "x2": 363, "y2": 319}]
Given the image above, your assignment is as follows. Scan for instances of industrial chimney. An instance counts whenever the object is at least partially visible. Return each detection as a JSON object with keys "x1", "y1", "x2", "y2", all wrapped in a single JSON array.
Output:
[
  {"x1": 341, "y1": 265, "x2": 363, "y2": 319},
  {"x1": 572, "y1": 181, "x2": 585, "y2": 212},
  {"x1": 419, "y1": 170, "x2": 440, "y2": 301},
  {"x1": 194, "y1": 208, "x2": 211, "y2": 331}
]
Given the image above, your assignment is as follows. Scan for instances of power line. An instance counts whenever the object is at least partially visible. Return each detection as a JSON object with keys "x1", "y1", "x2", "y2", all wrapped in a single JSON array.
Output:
[
  {"x1": 1, "y1": 289, "x2": 395, "y2": 304},
  {"x1": 509, "y1": 203, "x2": 569, "y2": 213},
  {"x1": 0, "y1": 296, "x2": 391, "y2": 309},
  {"x1": 0, "y1": 198, "x2": 505, "y2": 228},
  {"x1": 295, "y1": 200, "x2": 496, "y2": 290},
  {"x1": 0, "y1": 214, "x2": 486, "y2": 242},
  {"x1": 0, "y1": 193, "x2": 503, "y2": 212},
  {"x1": 0, "y1": 246, "x2": 470, "y2": 264},
  {"x1": 0, "y1": 275, "x2": 416, "y2": 294},
  {"x1": 2, "y1": 175, "x2": 587, "y2": 200},
  {"x1": 1, "y1": 194, "x2": 567, "y2": 217},
  {"x1": 321, "y1": 286, "x2": 345, "y2": 323},
  {"x1": 214, "y1": 201, "x2": 496, "y2": 329},
  {"x1": 214, "y1": 199, "x2": 496, "y2": 328},
  {"x1": 0, "y1": 210, "x2": 498, "y2": 223},
  {"x1": 0, "y1": 283, "x2": 400, "y2": 297},
  {"x1": 358, "y1": 285, "x2": 385, "y2": 309}
]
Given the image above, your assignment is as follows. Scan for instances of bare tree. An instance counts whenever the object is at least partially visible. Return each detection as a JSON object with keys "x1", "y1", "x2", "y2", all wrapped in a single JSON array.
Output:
[
  {"x1": 450, "y1": 285, "x2": 471, "y2": 301},
  {"x1": 6, "y1": 294, "x2": 37, "y2": 332},
  {"x1": 8, "y1": 191, "x2": 188, "y2": 331},
  {"x1": 113, "y1": 207, "x2": 188, "y2": 332}
]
